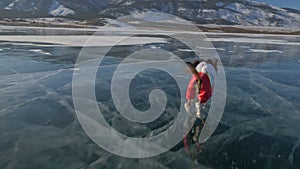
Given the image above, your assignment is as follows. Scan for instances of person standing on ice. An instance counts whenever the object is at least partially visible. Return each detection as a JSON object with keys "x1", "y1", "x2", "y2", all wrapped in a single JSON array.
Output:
[{"x1": 184, "y1": 58, "x2": 218, "y2": 143}]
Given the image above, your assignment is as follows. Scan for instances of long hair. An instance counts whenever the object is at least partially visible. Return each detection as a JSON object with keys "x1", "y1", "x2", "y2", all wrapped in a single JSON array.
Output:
[
  {"x1": 206, "y1": 58, "x2": 218, "y2": 72},
  {"x1": 192, "y1": 59, "x2": 205, "y2": 68}
]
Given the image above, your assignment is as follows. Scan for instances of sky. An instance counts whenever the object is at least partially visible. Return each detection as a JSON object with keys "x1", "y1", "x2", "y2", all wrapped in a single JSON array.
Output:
[{"x1": 256, "y1": 0, "x2": 300, "y2": 10}]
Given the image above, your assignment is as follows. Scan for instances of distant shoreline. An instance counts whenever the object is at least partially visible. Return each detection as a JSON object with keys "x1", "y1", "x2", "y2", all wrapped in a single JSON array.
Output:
[
  {"x1": 0, "y1": 19, "x2": 299, "y2": 35},
  {"x1": 0, "y1": 20, "x2": 96, "y2": 29},
  {"x1": 197, "y1": 25, "x2": 300, "y2": 35}
]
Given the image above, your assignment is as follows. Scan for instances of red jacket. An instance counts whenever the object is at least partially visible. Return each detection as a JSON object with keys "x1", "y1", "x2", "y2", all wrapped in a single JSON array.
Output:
[{"x1": 186, "y1": 72, "x2": 212, "y2": 103}]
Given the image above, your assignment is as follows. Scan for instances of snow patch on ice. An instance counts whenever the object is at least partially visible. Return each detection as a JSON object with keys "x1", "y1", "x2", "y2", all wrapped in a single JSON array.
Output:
[
  {"x1": 197, "y1": 46, "x2": 226, "y2": 51},
  {"x1": 29, "y1": 49, "x2": 52, "y2": 55},
  {"x1": 177, "y1": 49, "x2": 193, "y2": 52},
  {"x1": 248, "y1": 49, "x2": 283, "y2": 53},
  {"x1": 239, "y1": 45, "x2": 251, "y2": 49}
]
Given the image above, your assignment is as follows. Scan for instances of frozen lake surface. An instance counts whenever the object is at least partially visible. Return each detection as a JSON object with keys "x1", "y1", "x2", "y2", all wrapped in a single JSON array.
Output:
[{"x1": 0, "y1": 26, "x2": 299, "y2": 169}]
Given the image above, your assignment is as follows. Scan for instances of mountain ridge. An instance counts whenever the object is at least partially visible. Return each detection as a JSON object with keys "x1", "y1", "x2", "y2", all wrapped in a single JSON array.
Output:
[{"x1": 0, "y1": 0, "x2": 300, "y2": 28}]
